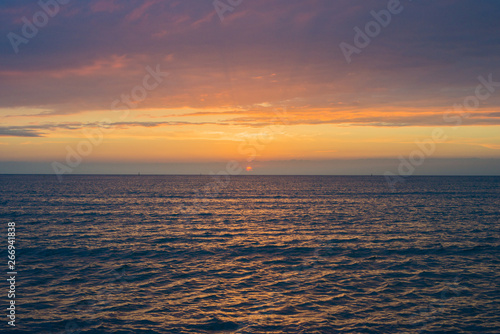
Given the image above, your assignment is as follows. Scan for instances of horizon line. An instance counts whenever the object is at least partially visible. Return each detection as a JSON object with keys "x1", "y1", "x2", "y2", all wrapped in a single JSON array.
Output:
[{"x1": 1, "y1": 174, "x2": 499, "y2": 177}]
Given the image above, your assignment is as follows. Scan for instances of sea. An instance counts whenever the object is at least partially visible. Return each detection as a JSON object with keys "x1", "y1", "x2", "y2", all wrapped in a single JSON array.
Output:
[{"x1": 0, "y1": 175, "x2": 499, "y2": 333}]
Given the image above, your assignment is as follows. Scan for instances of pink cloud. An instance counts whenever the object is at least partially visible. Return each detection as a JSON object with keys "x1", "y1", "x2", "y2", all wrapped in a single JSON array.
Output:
[{"x1": 125, "y1": 0, "x2": 161, "y2": 22}]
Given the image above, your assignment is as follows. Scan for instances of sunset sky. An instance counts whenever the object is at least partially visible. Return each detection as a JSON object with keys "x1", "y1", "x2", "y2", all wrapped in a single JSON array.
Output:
[{"x1": 1, "y1": 0, "x2": 500, "y2": 175}]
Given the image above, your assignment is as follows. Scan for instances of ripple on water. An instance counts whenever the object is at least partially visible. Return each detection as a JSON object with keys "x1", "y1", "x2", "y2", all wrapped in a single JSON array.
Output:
[{"x1": 1, "y1": 175, "x2": 499, "y2": 333}]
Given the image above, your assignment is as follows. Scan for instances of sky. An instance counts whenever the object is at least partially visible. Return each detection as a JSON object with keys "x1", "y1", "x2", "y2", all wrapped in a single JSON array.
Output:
[{"x1": 0, "y1": 0, "x2": 499, "y2": 175}]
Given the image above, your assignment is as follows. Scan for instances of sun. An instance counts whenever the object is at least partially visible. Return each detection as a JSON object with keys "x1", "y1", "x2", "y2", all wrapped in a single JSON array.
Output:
[{"x1": 246, "y1": 166, "x2": 253, "y2": 172}]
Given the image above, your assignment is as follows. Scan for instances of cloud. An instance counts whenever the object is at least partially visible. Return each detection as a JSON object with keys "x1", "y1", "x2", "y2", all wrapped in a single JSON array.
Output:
[
  {"x1": 0, "y1": 121, "x2": 223, "y2": 137},
  {"x1": 0, "y1": 0, "x2": 500, "y2": 126},
  {"x1": 2, "y1": 108, "x2": 500, "y2": 138},
  {"x1": 0, "y1": 127, "x2": 43, "y2": 137}
]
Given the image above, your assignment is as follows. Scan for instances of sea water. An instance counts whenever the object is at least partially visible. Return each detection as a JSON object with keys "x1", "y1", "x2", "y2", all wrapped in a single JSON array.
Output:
[{"x1": 0, "y1": 175, "x2": 498, "y2": 333}]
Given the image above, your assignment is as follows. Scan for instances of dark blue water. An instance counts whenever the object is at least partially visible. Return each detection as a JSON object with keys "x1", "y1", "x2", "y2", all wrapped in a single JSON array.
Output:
[{"x1": 0, "y1": 175, "x2": 499, "y2": 333}]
